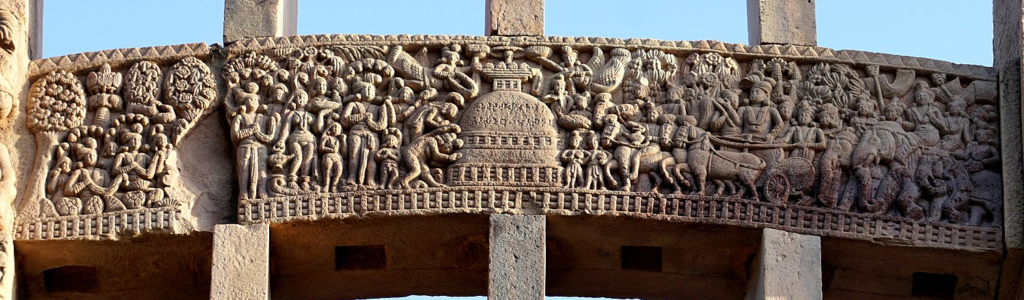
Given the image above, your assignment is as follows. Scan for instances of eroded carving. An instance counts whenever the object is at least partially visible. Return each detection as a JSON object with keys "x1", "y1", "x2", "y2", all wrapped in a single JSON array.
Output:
[
  {"x1": 157, "y1": 35, "x2": 981, "y2": 251},
  {"x1": 228, "y1": 38, "x2": 1001, "y2": 236},
  {"x1": 18, "y1": 57, "x2": 217, "y2": 240}
]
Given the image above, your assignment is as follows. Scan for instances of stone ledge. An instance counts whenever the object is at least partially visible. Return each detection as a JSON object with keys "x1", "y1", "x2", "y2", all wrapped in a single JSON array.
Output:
[
  {"x1": 14, "y1": 206, "x2": 181, "y2": 241},
  {"x1": 239, "y1": 187, "x2": 1000, "y2": 252},
  {"x1": 27, "y1": 42, "x2": 212, "y2": 78}
]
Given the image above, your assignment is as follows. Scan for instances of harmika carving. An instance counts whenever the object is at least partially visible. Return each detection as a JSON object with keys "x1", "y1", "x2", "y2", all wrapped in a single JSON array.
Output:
[
  {"x1": 227, "y1": 41, "x2": 1001, "y2": 231},
  {"x1": 18, "y1": 57, "x2": 217, "y2": 238}
]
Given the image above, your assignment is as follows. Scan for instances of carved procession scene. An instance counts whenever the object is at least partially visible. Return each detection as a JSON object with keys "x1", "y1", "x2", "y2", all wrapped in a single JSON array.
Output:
[
  {"x1": 17, "y1": 56, "x2": 217, "y2": 238},
  {"x1": 225, "y1": 37, "x2": 1001, "y2": 230}
]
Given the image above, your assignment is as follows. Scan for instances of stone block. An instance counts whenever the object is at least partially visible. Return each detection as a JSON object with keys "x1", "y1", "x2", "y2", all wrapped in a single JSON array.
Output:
[
  {"x1": 486, "y1": 0, "x2": 544, "y2": 36},
  {"x1": 746, "y1": 228, "x2": 821, "y2": 300},
  {"x1": 994, "y1": 1, "x2": 1024, "y2": 298},
  {"x1": 747, "y1": 0, "x2": 816, "y2": 46},
  {"x1": 489, "y1": 214, "x2": 545, "y2": 299},
  {"x1": 223, "y1": 0, "x2": 297, "y2": 43},
  {"x1": 211, "y1": 223, "x2": 270, "y2": 300}
]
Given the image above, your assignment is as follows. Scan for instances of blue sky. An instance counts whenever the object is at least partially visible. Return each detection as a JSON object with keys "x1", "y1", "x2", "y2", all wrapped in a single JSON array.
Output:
[
  {"x1": 44, "y1": 1, "x2": 992, "y2": 65},
  {"x1": 39, "y1": 1, "x2": 994, "y2": 299}
]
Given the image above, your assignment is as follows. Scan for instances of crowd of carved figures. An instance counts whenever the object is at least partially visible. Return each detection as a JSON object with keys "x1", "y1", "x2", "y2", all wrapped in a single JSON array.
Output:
[
  {"x1": 223, "y1": 46, "x2": 468, "y2": 199},
  {"x1": 25, "y1": 58, "x2": 216, "y2": 218},
  {"x1": 225, "y1": 43, "x2": 1001, "y2": 227},
  {"x1": 539, "y1": 48, "x2": 1001, "y2": 227}
]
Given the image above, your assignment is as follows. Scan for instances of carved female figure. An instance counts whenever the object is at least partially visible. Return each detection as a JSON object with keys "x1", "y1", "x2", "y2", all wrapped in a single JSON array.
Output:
[
  {"x1": 278, "y1": 90, "x2": 318, "y2": 190},
  {"x1": 45, "y1": 156, "x2": 72, "y2": 204},
  {"x1": 319, "y1": 121, "x2": 345, "y2": 192},
  {"x1": 112, "y1": 123, "x2": 154, "y2": 192},
  {"x1": 232, "y1": 87, "x2": 278, "y2": 199},
  {"x1": 146, "y1": 126, "x2": 172, "y2": 207},
  {"x1": 342, "y1": 82, "x2": 391, "y2": 188}
]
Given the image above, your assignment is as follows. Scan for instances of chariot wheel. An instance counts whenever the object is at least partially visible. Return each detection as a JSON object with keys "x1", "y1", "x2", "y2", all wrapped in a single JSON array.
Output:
[
  {"x1": 763, "y1": 172, "x2": 790, "y2": 203},
  {"x1": 775, "y1": 157, "x2": 815, "y2": 192}
]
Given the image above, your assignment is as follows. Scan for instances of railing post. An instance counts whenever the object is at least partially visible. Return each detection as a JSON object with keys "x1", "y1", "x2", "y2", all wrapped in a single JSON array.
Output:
[
  {"x1": 747, "y1": 0, "x2": 816, "y2": 46},
  {"x1": 486, "y1": 0, "x2": 544, "y2": 36},
  {"x1": 223, "y1": 0, "x2": 297, "y2": 44}
]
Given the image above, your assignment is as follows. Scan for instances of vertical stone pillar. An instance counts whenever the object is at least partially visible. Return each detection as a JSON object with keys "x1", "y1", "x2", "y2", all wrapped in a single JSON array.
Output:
[
  {"x1": 0, "y1": 1, "x2": 40, "y2": 299},
  {"x1": 993, "y1": 1, "x2": 1024, "y2": 299},
  {"x1": 746, "y1": 0, "x2": 816, "y2": 46},
  {"x1": 485, "y1": 0, "x2": 544, "y2": 36},
  {"x1": 211, "y1": 224, "x2": 270, "y2": 300},
  {"x1": 223, "y1": 0, "x2": 297, "y2": 43},
  {"x1": 745, "y1": 228, "x2": 822, "y2": 300},
  {"x1": 489, "y1": 214, "x2": 545, "y2": 299}
]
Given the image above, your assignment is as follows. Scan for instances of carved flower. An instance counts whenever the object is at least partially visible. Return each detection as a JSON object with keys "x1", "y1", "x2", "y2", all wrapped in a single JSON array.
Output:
[
  {"x1": 704, "y1": 53, "x2": 723, "y2": 66},
  {"x1": 55, "y1": 197, "x2": 82, "y2": 216},
  {"x1": 700, "y1": 73, "x2": 720, "y2": 88}
]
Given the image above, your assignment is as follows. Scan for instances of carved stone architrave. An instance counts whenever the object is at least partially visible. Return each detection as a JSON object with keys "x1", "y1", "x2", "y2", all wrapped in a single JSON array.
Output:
[
  {"x1": 222, "y1": 34, "x2": 1002, "y2": 252},
  {"x1": 14, "y1": 43, "x2": 217, "y2": 241}
]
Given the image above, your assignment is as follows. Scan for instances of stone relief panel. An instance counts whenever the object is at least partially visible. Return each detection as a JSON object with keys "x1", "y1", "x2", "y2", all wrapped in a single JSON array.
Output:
[
  {"x1": 227, "y1": 35, "x2": 1002, "y2": 251},
  {"x1": 15, "y1": 53, "x2": 218, "y2": 240}
]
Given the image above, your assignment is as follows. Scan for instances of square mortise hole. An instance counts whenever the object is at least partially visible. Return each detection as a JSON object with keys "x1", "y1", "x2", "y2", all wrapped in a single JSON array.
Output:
[
  {"x1": 335, "y1": 245, "x2": 386, "y2": 270},
  {"x1": 621, "y1": 246, "x2": 662, "y2": 272},
  {"x1": 912, "y1": 272, "x2": 958, "y2": 299},
  {"x1": 43, "y1": 266, "x2": 99, "y2": 293}
]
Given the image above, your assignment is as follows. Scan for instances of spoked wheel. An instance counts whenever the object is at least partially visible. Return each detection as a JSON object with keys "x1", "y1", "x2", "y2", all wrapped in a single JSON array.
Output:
[{"x1": 763, "y1": 172, "x2": 790, "y2": 203}]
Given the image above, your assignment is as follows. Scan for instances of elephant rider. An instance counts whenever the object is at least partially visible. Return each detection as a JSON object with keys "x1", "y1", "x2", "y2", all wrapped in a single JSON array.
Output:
[{"x1": 904, "y1": 82, "x2": 947, "y2": 147}]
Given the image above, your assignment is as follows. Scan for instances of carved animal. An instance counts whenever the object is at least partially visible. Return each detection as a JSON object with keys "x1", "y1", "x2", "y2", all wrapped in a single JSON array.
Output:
[
  {"x1": 817, "y1": 129, "x2": 858, "y2": 208},
  {"x1": 683, "y1": 136, "x2": 766, "y2": 199},
  {"x1": 605, "y1": 145, "x2": 677, "y2": 192},
  {"x1": 850, "y1": 121, "x2": 925, "y2": 219}
]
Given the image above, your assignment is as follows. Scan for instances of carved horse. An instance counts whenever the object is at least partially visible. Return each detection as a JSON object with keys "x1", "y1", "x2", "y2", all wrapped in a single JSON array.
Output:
[{"x1": 606, "y1": 144, "x2": 677, "y2": 192}]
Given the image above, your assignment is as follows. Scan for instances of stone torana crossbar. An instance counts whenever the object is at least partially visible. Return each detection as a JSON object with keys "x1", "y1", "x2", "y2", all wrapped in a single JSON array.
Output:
[
  {"x1": 17, "y1": 35, "x2": 1002, "y2": 251},
  {"x1": 0, "y1": 1, "x2": 1022, "y2": 299}
]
